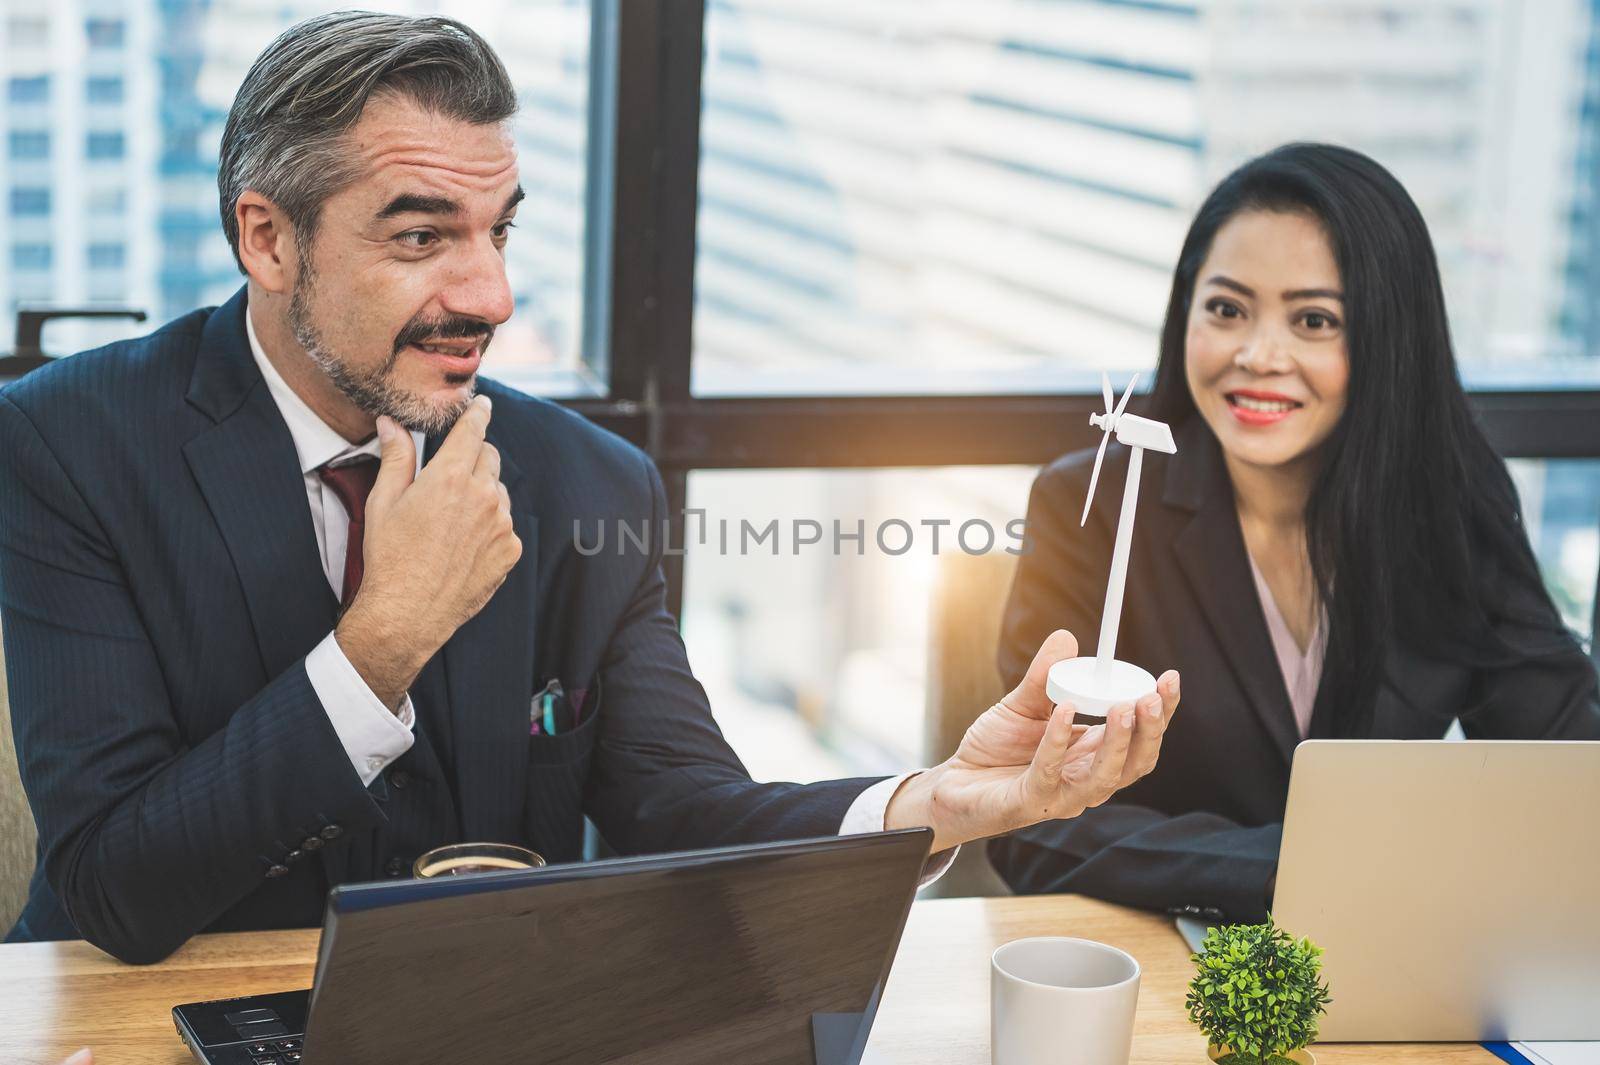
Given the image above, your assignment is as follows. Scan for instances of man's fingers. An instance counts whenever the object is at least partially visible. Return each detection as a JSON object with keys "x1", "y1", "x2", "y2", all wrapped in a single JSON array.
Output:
[
  {"x1": 367, "y1": 415, "x2": 417, "y2": 511},
  {"x1": 1062, "y1": 722, "x2": 1106, "y2": 757},
  {"x1": 1025, "y1": 703, "x2": 1077, "y2": 797},
  {"x1": 1121, "y1": 691, "x2": 1166, "y2": 785},
  {"x1": 475, "y1": 441, "x2": 502, "y2": 482},
  {"x1": 1121, "y1": 672, "x2": 1180, "y2": 785},
  {"x1": 1003, "y1": 628, "x2": 1080, "y2": 719},
  {"x1": 1157, "y1": 670, "x2": 1181, "y2": 726},
  {"x1": 434, "y1": 394, "x2": 493, "y2": 468},
  {"x1": 1083, "y1": 703, "x2": 1135, "y2": 803}
]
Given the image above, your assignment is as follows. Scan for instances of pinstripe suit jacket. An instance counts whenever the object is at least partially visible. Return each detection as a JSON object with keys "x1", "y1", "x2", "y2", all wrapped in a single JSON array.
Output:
[{"x1": 0, "y1": 288, "x2": 878, "y2": 963}]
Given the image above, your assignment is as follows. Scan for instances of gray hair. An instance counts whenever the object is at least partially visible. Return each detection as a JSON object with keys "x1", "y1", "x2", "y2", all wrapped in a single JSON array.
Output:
[{"x1": 218, "y1": 11, "x2": 518, "y2": 272}]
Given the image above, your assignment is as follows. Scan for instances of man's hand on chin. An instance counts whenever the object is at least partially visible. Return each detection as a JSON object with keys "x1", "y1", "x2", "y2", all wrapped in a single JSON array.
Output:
[{"x1": 884, "y1": 629, "x2": 1180, "y2": 854}]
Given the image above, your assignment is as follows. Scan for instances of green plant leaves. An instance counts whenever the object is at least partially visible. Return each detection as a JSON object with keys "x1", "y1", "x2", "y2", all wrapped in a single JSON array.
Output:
[{"x1": 1186, "y1": 920, "x2": 1332, "y2": 1065}]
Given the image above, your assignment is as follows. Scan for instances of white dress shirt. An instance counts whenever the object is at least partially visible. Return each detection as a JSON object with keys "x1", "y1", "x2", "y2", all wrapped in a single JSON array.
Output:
[
  {"x1": 246, "y1": 306, "x2": 421, "y2": 787},
  {"x1": 246, "y1": 303, "x2": 950, "y2": 880}
]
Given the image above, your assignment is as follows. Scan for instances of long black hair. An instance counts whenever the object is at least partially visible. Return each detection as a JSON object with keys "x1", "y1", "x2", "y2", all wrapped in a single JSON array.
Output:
[{"x1": 1149, "y1": 143, "x2": 1576, "y2": 736}]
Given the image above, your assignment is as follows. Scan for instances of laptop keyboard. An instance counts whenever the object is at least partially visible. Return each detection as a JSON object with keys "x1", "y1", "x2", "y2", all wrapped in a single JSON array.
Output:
[{"x1": 243, "y1": 1039, "x2": 302, "y2": 1063}]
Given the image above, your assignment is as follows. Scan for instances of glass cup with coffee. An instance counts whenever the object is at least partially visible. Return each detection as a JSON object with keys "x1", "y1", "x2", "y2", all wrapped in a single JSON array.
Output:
[{"x1": 413, "y1": 842, "x2": 546, "y2": 879}]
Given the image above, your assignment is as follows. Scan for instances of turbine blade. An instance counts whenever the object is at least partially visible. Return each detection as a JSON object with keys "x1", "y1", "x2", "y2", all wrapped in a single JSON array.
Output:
[
  {"x1": 1101, "y1": 371, "x2": 1113, "y2": 414},
  {"x1": 1081, "y1": 430, "x2": 1111, "y2": 527},
  {"x1": 1114, "y1": 372, "x2": 1140, "y2": 419}
]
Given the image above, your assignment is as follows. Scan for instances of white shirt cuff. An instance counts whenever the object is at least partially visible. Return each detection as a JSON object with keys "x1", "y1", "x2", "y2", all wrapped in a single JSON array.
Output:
[
  {"x1": 307, "y1": 632, "x2": 416, "y2": 787},
  {"x1": 840, "y1": 772, "x2": 959, "y2": 889}
]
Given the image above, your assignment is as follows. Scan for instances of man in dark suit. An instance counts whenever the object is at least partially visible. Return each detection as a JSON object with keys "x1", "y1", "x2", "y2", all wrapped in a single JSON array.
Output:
[{"x1": 1, "y1": 12, "x2": 1178, "y2": 964}]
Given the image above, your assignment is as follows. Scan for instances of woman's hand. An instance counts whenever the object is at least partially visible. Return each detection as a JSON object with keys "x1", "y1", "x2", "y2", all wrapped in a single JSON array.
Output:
[{"x1": 885, "y1": 629, "x2": 1179, "y2": 852}]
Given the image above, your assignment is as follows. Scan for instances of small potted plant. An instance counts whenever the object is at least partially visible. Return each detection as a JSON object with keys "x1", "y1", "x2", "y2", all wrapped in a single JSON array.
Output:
[{"x1": 1185, "y1": 920, "x2": 1331, "y2": 1064}]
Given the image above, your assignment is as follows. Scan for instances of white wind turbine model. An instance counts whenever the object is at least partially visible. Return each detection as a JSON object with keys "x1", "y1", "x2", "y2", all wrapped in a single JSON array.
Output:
[{"x1": 1045, "y1": 372, "x2": 1178, "y2": 717}]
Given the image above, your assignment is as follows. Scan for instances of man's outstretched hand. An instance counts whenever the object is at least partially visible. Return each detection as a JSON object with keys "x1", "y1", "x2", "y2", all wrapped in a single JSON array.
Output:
[{"x1": 885, "y1": 629, "x2": 1179, "y2": 853}]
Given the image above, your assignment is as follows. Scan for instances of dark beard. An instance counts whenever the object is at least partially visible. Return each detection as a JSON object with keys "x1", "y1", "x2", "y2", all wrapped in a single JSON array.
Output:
[{"x1": 286, "y1": 264, "x2": 483, "y2": 436}]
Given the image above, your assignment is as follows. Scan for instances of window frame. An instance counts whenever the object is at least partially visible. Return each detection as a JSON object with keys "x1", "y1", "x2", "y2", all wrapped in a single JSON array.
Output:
[
  {"x1": 573, "y1": 0, "x2": 1600, "y2": 618},
  {"x1": 6, "y1": 1, "x2": 1596, "y2": 620}
]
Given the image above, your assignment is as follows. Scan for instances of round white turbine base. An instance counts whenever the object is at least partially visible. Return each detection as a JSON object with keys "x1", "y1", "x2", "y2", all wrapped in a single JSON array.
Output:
[{"x1": 1045, "y1": 657, "x2": 1157, "y2": 718}]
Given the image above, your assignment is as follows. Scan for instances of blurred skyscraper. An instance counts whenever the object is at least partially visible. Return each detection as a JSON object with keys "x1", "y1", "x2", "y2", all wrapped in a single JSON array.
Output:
[
  {"x1": 691, "y1": 0, "x2": 1600, "y2": 393},
  {"x1": 3, "y1": 0, "x2": 163, "y2": 353},
  {"x1": 5, "y1": 0, "x2": 1592, "y2": 376},
  {"x1": 155, "y1": 0, "x2": 232, "y2": 321},
  {"x1": 1560, "y1": 0, "x2": 1600, "y2": 359},
  {"x1": 2, "y1": 0, "x2": 590, "y2": 366}
]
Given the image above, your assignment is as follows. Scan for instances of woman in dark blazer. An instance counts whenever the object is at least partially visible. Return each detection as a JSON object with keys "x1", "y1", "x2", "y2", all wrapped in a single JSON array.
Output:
[{"x1": 989, "y1": 143, "x2": 1600, "y2": 923}]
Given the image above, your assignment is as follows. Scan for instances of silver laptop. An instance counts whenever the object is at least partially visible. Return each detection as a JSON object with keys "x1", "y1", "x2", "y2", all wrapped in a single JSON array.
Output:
[{"x1": 1270, "y1": 740, "x2": 1600, "y2": 1042}]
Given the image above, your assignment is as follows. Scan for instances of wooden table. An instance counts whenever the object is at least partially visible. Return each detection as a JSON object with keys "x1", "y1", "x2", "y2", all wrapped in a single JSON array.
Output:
[{"x1": 0, "y1": 895, "x2": 1494, "y2": 1064}]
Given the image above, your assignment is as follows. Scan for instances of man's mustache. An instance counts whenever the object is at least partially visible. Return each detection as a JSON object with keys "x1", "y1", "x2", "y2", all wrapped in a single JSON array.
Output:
[{"x1": 393, "y1": 315, "x2": 495, "y2": 356}]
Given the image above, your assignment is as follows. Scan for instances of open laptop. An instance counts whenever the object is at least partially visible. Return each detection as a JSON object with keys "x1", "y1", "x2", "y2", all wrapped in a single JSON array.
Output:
[
  {"x1": 173, "y1": 829, "x2": 931, "y2": 1065},
  {"x1": 1267, "y1": 740, "x2": 1600, "y2": 1042}
]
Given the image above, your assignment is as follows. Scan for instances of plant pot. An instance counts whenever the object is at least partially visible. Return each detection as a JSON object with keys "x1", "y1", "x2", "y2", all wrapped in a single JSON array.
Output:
[{"x1": 1207, "y1": 1046, "x2": 1315, "y2": 1065}]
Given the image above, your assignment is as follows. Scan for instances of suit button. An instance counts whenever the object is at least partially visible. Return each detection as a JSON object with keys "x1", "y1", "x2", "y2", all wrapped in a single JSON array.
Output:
[
  {"x1": 284, "y1": 850, "x2": 304, "y2": 864},
  {"x1": 265, "y1": 864, "x2": 290, "y2": 879},
  {"x1": 391, "y1": 770, "x2": 412, "y2": 790},
  {"x1": 301, "y1": 836, "x2": 323, "y2": 851},
  {"x1": 385, "y1": 858, "x2": 407, "y2": 878},
  {"x1": 320, "y1": 825, "x2": 342, "y2": 840}
]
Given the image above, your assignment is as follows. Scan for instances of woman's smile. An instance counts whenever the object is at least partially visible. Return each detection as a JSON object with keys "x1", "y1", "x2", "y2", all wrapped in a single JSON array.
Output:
[{"x1": 1225, "y1": 389, "x2": 1305, "y2": 426}]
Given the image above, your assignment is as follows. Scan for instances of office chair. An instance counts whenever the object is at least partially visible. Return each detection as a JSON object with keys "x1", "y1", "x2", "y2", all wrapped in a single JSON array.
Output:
[
  {"x1": 922, "y1": 548, "x2": 1018, "y2": 898},
  {"x1": 2, "y1": 308, "x2": 146, "y2": 379},
  {"x1": 0, "y1": 626, "x2": 36, "y2": 933}
]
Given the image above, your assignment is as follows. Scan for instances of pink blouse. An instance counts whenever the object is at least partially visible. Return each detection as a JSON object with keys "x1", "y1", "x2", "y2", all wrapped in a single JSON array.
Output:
[{"x1": 1247, "y1": 554, "x2": 1328, "y2": 739}]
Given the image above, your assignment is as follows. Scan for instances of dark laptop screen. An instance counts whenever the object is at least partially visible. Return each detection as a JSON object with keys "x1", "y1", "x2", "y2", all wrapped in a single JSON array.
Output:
[{"x1": 303, "y1": 830, "x2": 930, "y2": 1065}]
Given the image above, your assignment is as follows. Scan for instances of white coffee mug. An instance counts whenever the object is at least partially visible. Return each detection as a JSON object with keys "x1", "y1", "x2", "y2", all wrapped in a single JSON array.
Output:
[{"x1": 991, "y1": 937, "x2": 1141, "y2": 1065}]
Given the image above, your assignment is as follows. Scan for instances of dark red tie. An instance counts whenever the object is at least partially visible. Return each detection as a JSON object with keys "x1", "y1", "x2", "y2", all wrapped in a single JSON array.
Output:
[{"x1": 317, "y1": 457, "x2": 381, "y2": 609}]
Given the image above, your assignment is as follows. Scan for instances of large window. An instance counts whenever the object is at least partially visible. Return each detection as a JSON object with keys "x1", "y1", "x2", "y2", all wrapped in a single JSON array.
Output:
[
  {"x1": 692, "y1": 0, "x2": 1600, "y2": 395},
  {"x1": 685, "y1": 460, "x2": 1600, "y2": 777},
  {"x1": 675, "y1": 0, "x2": 1600, "y2": 776},
  {"x1": 682, "y1": 466, "x2": 1037, "y2": 777},
  {"x1": 5, "y1": 1, "x2": 1598, "y2": 784},
  {"x1": 1512, "y1": 459, "x2": 1600, "y2": 635},
  {"x1": 0, "y1": 1, "x2": 594, "y2": 374}
]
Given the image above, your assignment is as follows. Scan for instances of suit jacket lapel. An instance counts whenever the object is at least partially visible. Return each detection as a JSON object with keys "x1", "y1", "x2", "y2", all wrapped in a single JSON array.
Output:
[
  {"x1": 434, "y1": 427, "x2": 538, "y2": 843},
  {"x1": 186, "y1": 294, "x2": 538, "y2": 847},
  {"x1": 182, "y1": 287, "x2": 339, "y2": 682},
  {"x1": 1163, "y1": 419, "x2": 1301, "y2": 766}
]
